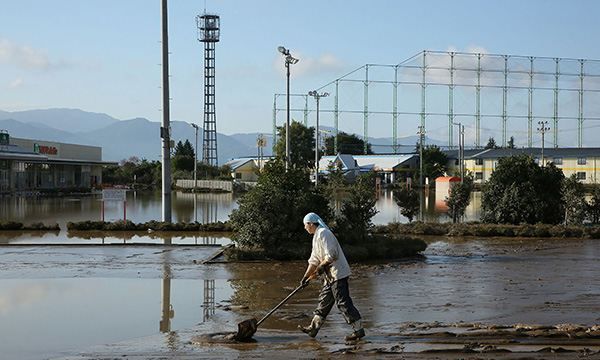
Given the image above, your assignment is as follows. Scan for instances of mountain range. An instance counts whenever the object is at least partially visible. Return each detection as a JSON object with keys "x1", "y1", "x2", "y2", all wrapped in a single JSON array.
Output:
[{"x1": 0, "y1": 108, "x2": 437, "y2": 164}]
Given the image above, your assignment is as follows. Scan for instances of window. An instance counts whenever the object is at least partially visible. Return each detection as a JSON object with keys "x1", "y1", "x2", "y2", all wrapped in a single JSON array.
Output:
[
  {"x1": 475, "y1": 158, "x2": 483, "y2": 165},
  {"x1": 553, "y1": 157, "x2": 563, "y2": 165},
  {"x1": 475, "y1": 172, "x2": 483, "y2": 180},
  {"x1": 577, "y1": 172, "x2": 586, "y2": 180},
  {"x1": 578, "y1": 157, "x2": 587, "y2": 165}
]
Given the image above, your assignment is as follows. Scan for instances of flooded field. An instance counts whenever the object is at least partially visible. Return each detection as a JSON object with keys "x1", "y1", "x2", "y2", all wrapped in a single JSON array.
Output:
[
  {"x1": 0, "y1": 189, "x2": 482, "y2": 230},
  {"x1": 1, "y1": 235, "x2": 599, "y2": 359}
]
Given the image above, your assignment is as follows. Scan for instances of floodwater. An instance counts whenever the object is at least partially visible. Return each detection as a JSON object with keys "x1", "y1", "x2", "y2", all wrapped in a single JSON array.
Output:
[
  {"x1": 1, "y1": 235, "x2": 599, "y2": 359},
  {"x1": 0, "y1": 189, "x2": 481, "y2": 231}
]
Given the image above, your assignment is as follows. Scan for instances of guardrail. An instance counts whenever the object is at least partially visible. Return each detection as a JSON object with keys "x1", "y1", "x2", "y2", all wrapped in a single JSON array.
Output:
[{"x1": 176, "y1": 179, "x2": 233, "y2": 192}]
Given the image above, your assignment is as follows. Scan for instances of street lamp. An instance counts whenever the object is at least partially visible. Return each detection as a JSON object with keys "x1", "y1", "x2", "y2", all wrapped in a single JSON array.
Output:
[
  {"x1": 537, "y1": 120, "x2": 550, "y2": 167},
  {"x1": 191, "y1": 123, "x2": 199, "y2": 191},
  {"x1": 309, "y1": 90, "x2": 329, "y2": 187},
  {"x1": 278, "y1": 45, "x2": 299, "y2": 170},
  {"x1": 451, "y1": 121, "x2": 465, "y2": 182},
  {"x1": 191, "y1": 123, "x2": 199, "y2": 223}
]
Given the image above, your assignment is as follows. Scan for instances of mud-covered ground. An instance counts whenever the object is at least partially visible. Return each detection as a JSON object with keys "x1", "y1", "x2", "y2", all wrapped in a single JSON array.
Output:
[{"x1": 2, "y1": 236, "x2": 600, "y2": 359}]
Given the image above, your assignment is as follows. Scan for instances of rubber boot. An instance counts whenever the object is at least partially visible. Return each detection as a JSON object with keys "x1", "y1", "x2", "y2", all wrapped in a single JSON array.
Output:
[
  {"x1": 298, "y1": 315, "x2": 323, "y2": 338},
  {"x1": 345, "y1": 320, "x2": 365, "y2": 341}
]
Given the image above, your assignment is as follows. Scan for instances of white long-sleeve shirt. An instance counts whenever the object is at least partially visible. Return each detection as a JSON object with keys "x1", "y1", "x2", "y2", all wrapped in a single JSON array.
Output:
[{"x1": 307, "y1": 226, "x2": 351, "y2": 281}]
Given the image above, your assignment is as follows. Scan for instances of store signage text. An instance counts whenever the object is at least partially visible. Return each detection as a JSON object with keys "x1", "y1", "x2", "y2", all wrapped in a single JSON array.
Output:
[{"x1": 34, "y1": 143, "x2": 58, "y2": 155}]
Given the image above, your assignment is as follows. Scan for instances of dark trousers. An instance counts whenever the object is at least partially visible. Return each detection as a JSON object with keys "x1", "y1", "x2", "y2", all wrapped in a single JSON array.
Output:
[{"x1": 314, "y1": 277, "x2": 361, "y2": 324}]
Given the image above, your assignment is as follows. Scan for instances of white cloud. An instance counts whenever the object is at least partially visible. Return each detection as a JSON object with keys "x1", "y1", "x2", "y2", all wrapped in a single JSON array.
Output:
[
  {"x1": 0, "y1": 37, "x2": 67, "y2": 71},
  {"x1": 273, "y1": 52, "x2": 345, "y2": 78},
  {"x1": 9, "y1": 77, "x2": 23, "y2": 88}
]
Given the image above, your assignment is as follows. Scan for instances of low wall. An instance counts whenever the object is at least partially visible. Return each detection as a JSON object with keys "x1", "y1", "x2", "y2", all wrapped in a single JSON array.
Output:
[{"x1": 176, "y1": 179, "x2": 232, "y2": 192}]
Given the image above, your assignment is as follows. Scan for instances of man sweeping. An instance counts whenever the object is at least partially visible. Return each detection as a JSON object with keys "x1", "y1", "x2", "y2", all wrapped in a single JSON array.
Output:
[{"x1": 299, "y1": 212, "x2": 365, "y2": 341}]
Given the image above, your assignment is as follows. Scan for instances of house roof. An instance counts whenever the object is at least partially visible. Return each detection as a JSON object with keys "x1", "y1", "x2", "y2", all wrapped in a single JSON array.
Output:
[
  {"x1": 352, "y1": 154, "x2": 416, "y2": 171},
  {"x1": 463, "y1": 147, "x2": 600, "y2": 159},
  {"x1": 436, "y1": 176, "x2": 461, "y2": 182},
  {"x1": 318, "y1": 154, "x2": 416, "y2": 172},
  {"x1": 223, "y1": 158, "x2": 256, "y2": 171}
]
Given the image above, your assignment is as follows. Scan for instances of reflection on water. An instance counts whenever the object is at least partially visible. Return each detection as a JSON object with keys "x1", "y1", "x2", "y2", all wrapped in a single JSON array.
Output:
[
  {"x1": 0, "y1": 276, "x2": 231, "y2": 360},
  {"x1": 203, "y1": 279, "x2": 216, "y2": 321},
  {"x1": 0, "y1": 234, "x2": 229, "y2": 360},
  {"x1": 0, "y1": 191, "x2": 239, "y2": 228},
  {"x1": 1, "y1": 189, "x2": 484, "y2": 229},
  {"x1": 0, "y1": 230, "x2": 231, "y2": 245}
]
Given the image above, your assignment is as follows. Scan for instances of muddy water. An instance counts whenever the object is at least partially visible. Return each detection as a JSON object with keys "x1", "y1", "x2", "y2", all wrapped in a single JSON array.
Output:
[{"x1": 1, "y1": 235, "x2": 600, "y2": 359}]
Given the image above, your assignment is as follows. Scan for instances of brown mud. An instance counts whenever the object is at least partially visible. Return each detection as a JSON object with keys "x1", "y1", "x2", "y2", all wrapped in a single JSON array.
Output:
[{"x1": 5, "y1": 235, "x2": 600, "y2": 359}]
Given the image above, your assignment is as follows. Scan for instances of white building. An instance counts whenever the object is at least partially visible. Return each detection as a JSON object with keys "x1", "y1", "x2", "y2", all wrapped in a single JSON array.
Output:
[{"x1": 0, "y1": 132, "x2": 114, "y2": 193}]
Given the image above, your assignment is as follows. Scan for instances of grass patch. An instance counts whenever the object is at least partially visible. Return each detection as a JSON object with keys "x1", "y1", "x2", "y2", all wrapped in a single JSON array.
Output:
[
  {"x1": 0, "y1": 221, "x2": 60, "y2": 231},
  {"x1": 375, "y1": 222, "x2": 600, "y2": 239}
]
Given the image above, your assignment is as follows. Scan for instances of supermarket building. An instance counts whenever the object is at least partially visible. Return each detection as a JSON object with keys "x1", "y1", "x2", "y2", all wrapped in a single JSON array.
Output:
[{"x1": 0, "y1": 131, "x2": 114, "y2": 193}]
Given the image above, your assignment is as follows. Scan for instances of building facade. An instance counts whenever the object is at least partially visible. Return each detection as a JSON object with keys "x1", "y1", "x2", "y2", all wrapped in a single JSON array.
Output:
[
  {"x1": 0, "y1": 132, "x2": 113, "y2": 193},
  {"x1": 446, "y1": 148, "x2": 600, "y2": 185}
]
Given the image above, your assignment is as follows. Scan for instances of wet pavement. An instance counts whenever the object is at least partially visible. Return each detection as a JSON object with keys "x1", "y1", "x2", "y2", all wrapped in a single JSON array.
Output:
[{"x1": 1, "y1": 235, "x2": 600, "y2": 359}]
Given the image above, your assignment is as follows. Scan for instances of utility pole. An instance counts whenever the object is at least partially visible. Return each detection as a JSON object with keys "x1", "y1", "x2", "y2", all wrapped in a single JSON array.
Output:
[
  {"x1": 191, "y1": 123, "x2": 199, "y2": 191},
  {"x1": 417, "y1": 125, "x2": 426, "y2": 221},
  {"x1": 160, "y1": 0, "x2": 172, "y2": 222},
  {"x1": 538, "y1": 120, "x2": 550, "y2": 167},
  {"x1": 452, "y1": 121, "x2": 465, "y2": 182},
  {"x1": 309, "y1": 90, "x2": 329, "y2": 188}
]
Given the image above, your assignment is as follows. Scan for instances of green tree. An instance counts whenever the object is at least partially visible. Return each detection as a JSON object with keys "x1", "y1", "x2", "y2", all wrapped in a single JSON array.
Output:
[
  {"x1": 587, "y1": 187, "x2": 600, "y2": 224},
  {"x1": 507, "y1": 136, "x2": 515, "y2": 149},
  {"x1": 102, "y1": 157, "x2": 161, "y2": 189},
  {"x1": 229, "y1": 161, "x2": 330, "y2": 254},
  {"x1": 481, "y1": 155, "x2": 564, "y2": 224},
  {"x1": 172, "y1": 155, "x2": 194, "y2": 173},
  {"x1": 172, "y1": 140, "x2": 195, "y2": 172},
  {"x1": 335, "y1": 172, "x2": 378, "y2": 243},
  {"x1": 415, "y1": 145, "x2": 448, "y2": 184},
  {"x1": 484, "y1": 137, "x2": 498, "y2": 149},
  {"x1": 273, "y1": 120, "x2": 315, "y2": 169},
  {"x1": 445, "y1": 174, "x2": 474, "y2": 223},
  {"x1": 324, "y1": 131, "x2": 373, "y2": 155},
  {"x1": 174, "y1": 140, "x2": 195, "y2": 157},
  {"x1": 393, "y1": 181, "x2": 419, "y2": 222},
  {"x1": 562, "y1": 174, "x2": 587, "y2": 225}
]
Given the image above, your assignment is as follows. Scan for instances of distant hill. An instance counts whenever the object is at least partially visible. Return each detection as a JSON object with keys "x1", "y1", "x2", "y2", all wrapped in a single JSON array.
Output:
[
  {"x1": 0, "y1": 118, "x2": 90, "y2": 145},
  {"x1": 0, "y1": 108, "x2": 447, "y2": 163},
  {"x1": 0, "y1": 108, "x2": 118, "y2": 133},
  {"x1": 0, "y1": 109, "x2": 254, "y2": 163}
]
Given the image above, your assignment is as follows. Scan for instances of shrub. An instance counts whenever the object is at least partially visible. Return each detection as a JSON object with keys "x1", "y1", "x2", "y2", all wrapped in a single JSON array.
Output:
[{"x1": 229, "y1": 160, "x2": 330, "y2": 254}]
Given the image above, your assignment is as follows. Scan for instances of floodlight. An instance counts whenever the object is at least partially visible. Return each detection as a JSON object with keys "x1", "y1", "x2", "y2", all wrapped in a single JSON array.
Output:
[{"x1": 277, "y1": 46, "x2": 289, "y2": 55}]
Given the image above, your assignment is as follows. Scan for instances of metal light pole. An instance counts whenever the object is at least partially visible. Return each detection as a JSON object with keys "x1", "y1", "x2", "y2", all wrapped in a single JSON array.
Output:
[
  {"x1": 538, "y1": 120, "x2": 550, "y2": 167},
  {"x1": 191, "y1": 123, "x2": 199, "y2": 191},
  {"x1": 309, "y1": 90, "x2": 329, "y2": 187},
  {"x1": 451, "y1": 121, "x2": 465, "y2": 182},
  {"x1": 417, "y1": 125, "x2": 426, "y2": 221},
  {"x1": 277, "y1": 46, "x2": 299, "y2": 171},
  {"x1": 160, "y1": 0, "x2": 172, "y2": 222}
]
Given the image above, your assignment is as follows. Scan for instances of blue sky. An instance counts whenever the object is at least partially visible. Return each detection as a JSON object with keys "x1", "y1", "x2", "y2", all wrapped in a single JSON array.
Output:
[{"x1": 2, "y1": 0, "x2": 600, "y2": 141}]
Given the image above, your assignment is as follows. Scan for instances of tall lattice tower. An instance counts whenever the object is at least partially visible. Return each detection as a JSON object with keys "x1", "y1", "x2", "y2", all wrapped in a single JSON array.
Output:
[{"x1": 196, "y1": 13, "x2": 220, "y2": 166}]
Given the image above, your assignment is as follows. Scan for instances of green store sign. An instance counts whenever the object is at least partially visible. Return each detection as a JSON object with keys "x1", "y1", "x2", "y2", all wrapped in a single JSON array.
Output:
[{"x1": 0, "y1": 133, "x2": 8, "y2": 145}]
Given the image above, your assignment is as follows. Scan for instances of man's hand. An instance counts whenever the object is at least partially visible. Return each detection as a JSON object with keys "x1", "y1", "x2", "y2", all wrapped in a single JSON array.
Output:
[{"x1": 300, "y1": 276, "x2": 310, "y2": 287}]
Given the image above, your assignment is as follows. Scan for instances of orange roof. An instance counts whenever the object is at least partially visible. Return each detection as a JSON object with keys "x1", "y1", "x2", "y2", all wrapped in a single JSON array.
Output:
[{"x1": 435, "y1": 176, "x2": 461, "y2": 182}]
